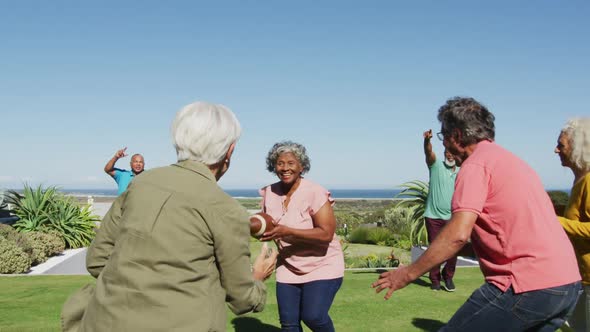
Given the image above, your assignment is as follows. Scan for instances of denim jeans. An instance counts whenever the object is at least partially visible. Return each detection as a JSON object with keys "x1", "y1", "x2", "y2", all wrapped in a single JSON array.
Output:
[
  {"x1": 276, "y1": 277, "x2": 343, "y2": 332},
  {"x1": 439, "y1": 281, "x2": 581, "y2": 332},
  {"x1": 566, "y1": 285, "x2": 590, "y2": 332}
]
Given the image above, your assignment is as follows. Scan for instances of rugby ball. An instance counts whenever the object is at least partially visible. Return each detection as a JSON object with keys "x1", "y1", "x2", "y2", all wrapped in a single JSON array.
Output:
[{"x1": 249, "y1": 212, "x2": 276, "y2": 239}]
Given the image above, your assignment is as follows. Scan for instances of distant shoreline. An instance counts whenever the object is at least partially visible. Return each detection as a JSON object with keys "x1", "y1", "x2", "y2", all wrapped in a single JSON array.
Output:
[
  {"x1": 73, "y1": 195, "x2": 397, "y2": 204},
  {"x1": 59, "y1": 188, "x2": 407, "y2": 202}
]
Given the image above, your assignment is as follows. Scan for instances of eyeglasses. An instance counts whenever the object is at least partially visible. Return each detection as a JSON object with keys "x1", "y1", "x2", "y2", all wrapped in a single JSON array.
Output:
[{"x1": 436, "y1": 132, "x2": 445, "y2": 141}]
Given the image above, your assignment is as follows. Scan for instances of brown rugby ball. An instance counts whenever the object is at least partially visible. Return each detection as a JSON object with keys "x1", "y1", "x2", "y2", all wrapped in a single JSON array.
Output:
[{"x1": 249, "y1": 212, "x2": 276, "y2": 239}]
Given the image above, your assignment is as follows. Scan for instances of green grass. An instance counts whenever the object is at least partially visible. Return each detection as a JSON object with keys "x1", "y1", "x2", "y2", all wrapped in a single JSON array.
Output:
[
  {"x1": 0, "y1": 268, "x2": 487, "y2": 332},
  {"x1": 0, "y1": 275, "x2": 93, "y2": 332}
]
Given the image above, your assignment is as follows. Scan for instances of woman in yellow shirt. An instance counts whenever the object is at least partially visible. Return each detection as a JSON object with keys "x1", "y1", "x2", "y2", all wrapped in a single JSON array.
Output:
[{"x1": 556, "y1": 117, "x2": 590, "y2": 332}]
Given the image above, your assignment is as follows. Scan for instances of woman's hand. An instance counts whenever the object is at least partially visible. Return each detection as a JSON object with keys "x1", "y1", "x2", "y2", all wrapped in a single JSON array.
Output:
[
  {"x1": 260, "y1": 225, "x2": 292, "y2": 242},
  {"x1": 252, "y1": 242, "x2": 278, "y2": 281}
]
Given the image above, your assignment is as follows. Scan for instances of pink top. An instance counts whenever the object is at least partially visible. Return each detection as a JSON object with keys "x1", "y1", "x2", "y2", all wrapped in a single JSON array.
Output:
[
  {"x1": 452, "y1": 141, "x2": 580, "y2": 293},
  {"x1": 259, "y1": 178, "x2": 345, "y2": 283}
]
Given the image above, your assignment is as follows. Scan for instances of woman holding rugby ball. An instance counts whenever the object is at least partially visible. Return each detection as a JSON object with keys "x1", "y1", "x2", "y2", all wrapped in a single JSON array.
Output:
[{"x1": 259, "y1": 141, "x2": 344, "y2": 332}]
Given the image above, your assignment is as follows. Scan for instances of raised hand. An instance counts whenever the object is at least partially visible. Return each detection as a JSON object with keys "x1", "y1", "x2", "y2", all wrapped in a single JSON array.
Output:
[
  {"x1": 114, "y1": 147, "x2": 128, "y2": 159},
  {"x1": 423, "y1": 129, "x2": 433, "y2": 140}
]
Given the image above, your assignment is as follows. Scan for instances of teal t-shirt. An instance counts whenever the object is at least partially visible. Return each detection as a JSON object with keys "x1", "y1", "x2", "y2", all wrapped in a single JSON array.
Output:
[
  {"x1": 113, "y1": 168, "x2": 134, "y2": 196},
  {"x1": 423, "y1": 160, "x2": 459, "y2": 220}
]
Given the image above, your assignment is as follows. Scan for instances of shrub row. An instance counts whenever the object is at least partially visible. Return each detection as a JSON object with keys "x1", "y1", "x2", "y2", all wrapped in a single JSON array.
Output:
[
  {"x1": 347, "y1": 226, "x2": 412, "y2": 249},
  {"x1": 0, "y1": 224, "x2": 65, "y2": 274}
]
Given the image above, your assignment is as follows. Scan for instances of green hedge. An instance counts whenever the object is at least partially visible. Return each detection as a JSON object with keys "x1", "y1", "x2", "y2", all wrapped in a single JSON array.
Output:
[
  {"x1": 0, "y1": 237, "x2": 32, "y2": 274},
  {"x1": 349, "y1": 227, "x2": 396, "y2": 246},
  {"x1": 26, "y1": 231, "x2": 66, "y2": 265},
  {"x1": 0, "y1": 224, "x2": 66, "y2": 269},
  {"x1": 0, "y1": 224, "x2": 33, "y2": 257}
]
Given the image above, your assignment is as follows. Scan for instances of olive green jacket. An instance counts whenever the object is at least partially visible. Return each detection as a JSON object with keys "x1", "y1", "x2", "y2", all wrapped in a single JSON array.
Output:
[{"x1": 62, "y1": 160, "x2": 266, "y2": 332}]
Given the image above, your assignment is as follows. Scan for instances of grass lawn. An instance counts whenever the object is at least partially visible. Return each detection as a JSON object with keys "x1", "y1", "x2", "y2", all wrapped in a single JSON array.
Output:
[{"x1": 0, "y1": 268, "x2": 487, "y2": 332}]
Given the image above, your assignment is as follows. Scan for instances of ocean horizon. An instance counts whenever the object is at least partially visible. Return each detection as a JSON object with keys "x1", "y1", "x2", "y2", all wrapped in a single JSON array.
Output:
[
  {"x1": 5, "y1": 187, "x2": 571, "y2": 200},
  {"x1": 57, "y1": 188, "x2": 405, "y2": 199}
]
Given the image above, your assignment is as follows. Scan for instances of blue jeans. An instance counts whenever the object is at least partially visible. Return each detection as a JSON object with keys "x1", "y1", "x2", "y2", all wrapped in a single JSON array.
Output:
[
  {"x1": 276, "y1": 277, "x2": 343, "y2": 332},
  {"x1": 440, "y1": 281, "x2": 582, "y2": 332}
]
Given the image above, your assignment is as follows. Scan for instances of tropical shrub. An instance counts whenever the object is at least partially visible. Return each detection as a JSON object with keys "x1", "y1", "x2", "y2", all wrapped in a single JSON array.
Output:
[
  {"x1": 5, "y1": 184, "x2": 99, "y2": 248},
  {"x1": 367, "y1": 227, "x2": 394, "y2": 246},
  {"x1": 394, "y1": 180, "x2": 429, "y2": 246},
  {"x1": 5, "y1": 185, "x2": 59, "y2": 232},
  {"x1": 44, "y1": 195, "x2": 97, "y2": 248},
  {"x1": 0, "y1": 237, "x2": 32, "y2": 274}
]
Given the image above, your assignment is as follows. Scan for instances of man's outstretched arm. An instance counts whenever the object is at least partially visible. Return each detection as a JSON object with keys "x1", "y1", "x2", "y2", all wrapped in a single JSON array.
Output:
[
  {"x1": 423, "y1": 130, "x2": 436, "y2": 166},
  {"x1": 104, "y1": 147, "x2": 127, "y2": 177}
]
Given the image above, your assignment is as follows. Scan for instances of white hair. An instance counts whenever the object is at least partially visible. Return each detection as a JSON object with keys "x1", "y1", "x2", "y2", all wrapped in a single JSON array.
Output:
[
  {"x1": 171, "y1": 101, "x2": 241, "y2": 165},
  {"x1": 562, "y1": 117, "x2": 590, "y2": 172}
]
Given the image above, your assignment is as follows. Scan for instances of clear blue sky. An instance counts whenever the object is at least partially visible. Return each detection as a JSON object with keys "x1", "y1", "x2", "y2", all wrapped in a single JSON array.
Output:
[{"x1": 1, "y1": 1, "x2": 588, "y2": 191}]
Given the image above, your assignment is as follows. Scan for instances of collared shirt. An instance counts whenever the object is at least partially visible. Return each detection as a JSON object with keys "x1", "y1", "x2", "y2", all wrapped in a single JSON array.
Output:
[
  {"x1": 112, "y1": 168, "x2": 134, "y2": 195},
  {"x1": 452, "y1": 141, "x2": 580, "y2": 293},
  {"x1": 260, "y1": 178, "x2": 344, "y2": 284}
]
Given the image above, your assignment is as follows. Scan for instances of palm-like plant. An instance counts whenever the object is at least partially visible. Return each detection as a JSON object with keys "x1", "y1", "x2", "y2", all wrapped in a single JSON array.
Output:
[
  {"x1": 394, "y1": 180, "x2": 429, "y2": 246},
  {"x1": 5, "y1": 184, "x2": 98, "y2": 248},
  {"x1": 44, "y1": 196, "x2": 97, "y2": 248},
  {"x1": 4, "y1": 185, "x2": 58, "y2": 232}
]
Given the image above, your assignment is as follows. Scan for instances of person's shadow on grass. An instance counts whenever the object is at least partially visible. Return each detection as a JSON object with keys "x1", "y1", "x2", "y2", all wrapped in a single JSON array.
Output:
[
  {"x1": 231, "y1": 317, "x2": 280, "y2": 332},
  {"x1": 411, "y1": 276, "x2": 431, "y2": 288},
  {"x1": 412, "y1": 317, "x2": 445, "y2": 331}
]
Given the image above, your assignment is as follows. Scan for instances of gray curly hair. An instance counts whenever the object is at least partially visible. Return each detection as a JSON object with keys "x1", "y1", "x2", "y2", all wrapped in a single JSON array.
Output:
[
  {"x1": 561, "y1": 117, "x2": 590, "y2": 172},
  {"x1": 265, "y1": 141, "x2": 311, "y2": 174}
]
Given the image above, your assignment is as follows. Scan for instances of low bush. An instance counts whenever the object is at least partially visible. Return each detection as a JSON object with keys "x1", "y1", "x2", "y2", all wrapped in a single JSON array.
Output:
[
  {"x1": 0, "y1": 224, "x2": 33, "y2": 257},
  {"x1": 349, "y1": 226, "x2": 396, "y2": 246},
  {"x1": 0, "y1": 237, "x2": 32, "y2": 274},
  {"x1": 348, "y1": 227, "x2": 370, "y2": 244},
  {"x1": 345, "y1": 252, "x2": 400, "y2": 269},
  {"x1": 26, "y1": 231, "x2": 66, "y2": 265},
  {"x1": 0, "y1": 224, "x2": 17, "y2": 238}
]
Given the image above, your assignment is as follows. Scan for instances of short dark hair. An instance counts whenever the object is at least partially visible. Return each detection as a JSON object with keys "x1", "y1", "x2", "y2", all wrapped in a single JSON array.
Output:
[{"x1": 437, "y1": 97, "x2": 495, "y2": 146}]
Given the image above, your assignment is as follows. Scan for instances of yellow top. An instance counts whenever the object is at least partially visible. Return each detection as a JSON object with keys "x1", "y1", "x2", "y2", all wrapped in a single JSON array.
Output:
[{"x1": 559, "y1": 173, "x2": 590, "y2": 284}]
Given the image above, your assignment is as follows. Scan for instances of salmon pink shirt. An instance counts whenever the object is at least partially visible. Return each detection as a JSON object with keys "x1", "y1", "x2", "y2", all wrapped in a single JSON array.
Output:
[
  {"x1": 260, "y1": 178, "x2": 345, "y2": 284},
  {"x1": 452, "y1": 140, "x2": 580, "y2": 293}
]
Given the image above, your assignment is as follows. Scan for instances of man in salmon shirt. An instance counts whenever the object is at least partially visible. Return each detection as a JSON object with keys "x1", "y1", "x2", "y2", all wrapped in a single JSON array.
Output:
[{"x1": 373, "y1": 96, "x2": 581, "y2": 331}]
